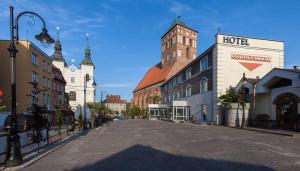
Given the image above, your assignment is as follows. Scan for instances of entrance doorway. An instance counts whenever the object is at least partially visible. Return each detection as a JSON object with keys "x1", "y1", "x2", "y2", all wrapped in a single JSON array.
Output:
[{"x1": 274, "y1": 93, "x2": 299, "y2": 130}]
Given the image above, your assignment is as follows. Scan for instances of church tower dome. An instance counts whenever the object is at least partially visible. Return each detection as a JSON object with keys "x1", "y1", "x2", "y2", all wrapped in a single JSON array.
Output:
[
  {"x1": 80, "y1": 34, "x2": 94, "y2": 67},
  {"x1": 51, "y1": 28, "x2": 65, "y2": 63}
]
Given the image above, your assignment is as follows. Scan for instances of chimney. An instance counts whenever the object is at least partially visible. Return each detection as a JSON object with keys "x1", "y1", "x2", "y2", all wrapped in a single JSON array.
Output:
[{"x1": 293, "y1": 66, "x2": 299, "y2": 70}]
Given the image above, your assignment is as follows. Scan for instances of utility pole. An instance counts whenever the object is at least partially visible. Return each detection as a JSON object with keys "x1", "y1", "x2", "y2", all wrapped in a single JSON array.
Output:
[{"x1": 83, "y1": 74, "x2": 88, "y2": 130}]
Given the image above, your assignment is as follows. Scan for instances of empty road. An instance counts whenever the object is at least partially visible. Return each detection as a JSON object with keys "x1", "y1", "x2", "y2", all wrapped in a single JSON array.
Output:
[{"x1": 23, "y1": 120, "x2": 300, "y2": 171}]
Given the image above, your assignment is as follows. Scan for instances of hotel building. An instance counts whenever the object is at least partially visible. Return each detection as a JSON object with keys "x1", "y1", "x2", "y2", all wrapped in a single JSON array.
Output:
[{"x1": 158, "y1": 33, "x2": 284, "y2": 124}]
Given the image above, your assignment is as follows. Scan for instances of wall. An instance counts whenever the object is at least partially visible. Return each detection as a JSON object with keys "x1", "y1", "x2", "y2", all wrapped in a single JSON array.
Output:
[{"x1": 213, "y1": 34, "x2": 284, "y2": 123}]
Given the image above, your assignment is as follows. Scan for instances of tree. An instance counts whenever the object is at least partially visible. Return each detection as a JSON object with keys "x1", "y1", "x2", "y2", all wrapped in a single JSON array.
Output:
[
  {"x1": 0, "y1": 100, "x2": 6, "y2": 112},
  {"x1": 56, "y1": 109, "x2": 63, "y2": 136},
  {"x1": 78, "y1": 112, "x2": 83, "y2": 130},
  {"x1": 127, "y1": 106, "x2": 144, "y2": 119}
]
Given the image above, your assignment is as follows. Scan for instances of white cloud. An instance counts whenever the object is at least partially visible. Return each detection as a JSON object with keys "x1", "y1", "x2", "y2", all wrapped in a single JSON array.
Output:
[{"x1": 169, "y1": 1, "x2": 192, "y2": 16}]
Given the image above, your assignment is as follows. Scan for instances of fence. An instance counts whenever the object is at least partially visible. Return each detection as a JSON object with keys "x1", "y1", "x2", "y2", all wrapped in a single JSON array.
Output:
[{"x1": 0, "y1": 124, "x2": 75, "y2": 165}]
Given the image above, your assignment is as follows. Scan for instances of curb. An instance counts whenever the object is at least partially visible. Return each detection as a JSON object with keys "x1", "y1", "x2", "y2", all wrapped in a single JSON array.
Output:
[
  {"x1": 3, "y1": 130, "x2": 87, "y2": 171},
  {"x1": 221, "y1": 126, "x2": 294, "y2": 137}
]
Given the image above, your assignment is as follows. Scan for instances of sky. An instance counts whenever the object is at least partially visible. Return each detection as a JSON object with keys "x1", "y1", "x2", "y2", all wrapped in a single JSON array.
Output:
[{"x1": 0, "y1": 0, "x2": 299, "y2": 101}]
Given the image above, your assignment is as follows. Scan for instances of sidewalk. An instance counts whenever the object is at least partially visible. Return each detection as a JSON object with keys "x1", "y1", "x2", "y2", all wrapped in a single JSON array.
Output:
[
  {"x1": 239, "y1": 126, "x2": 300, "y2": 137},
  {"x1": 0, "y1": 129, "x2": 87, "y2": 171}
]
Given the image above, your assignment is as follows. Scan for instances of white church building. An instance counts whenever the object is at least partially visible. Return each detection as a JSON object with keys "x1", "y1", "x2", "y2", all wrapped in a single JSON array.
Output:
[{"x1": 51, "y1": 37, "x2": 96, "y2": 118}]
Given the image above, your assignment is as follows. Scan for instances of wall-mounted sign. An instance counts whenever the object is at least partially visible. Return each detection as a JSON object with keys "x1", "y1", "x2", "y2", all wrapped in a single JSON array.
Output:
[
  {"x1": 231, "y1": 54, "x2": 271, "y2": 71},
  {"x1": 231, "y1": 54, "x2": 271, "y2": 62},
  {"x1": 223, "y1": 36, "x2": 249, "y2": 46}
]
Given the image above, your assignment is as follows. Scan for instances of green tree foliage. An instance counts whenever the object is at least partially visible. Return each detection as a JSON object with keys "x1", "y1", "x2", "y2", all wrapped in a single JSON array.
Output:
[
  {"x1": 127, "y1": 106, "x2": 144, "y2": 119},
  {"x1": 0, "y1": 100, "x2": 6, "y2": 112},
  {"x1": 218, "y1": 86, "x2": 239, "y2": 106},
  {"x1": 78, "y1": 112, "x2": 83, "y2": 130},
  {"x1": 56, "y1": 109, "x2": 64, "y2": 135}
]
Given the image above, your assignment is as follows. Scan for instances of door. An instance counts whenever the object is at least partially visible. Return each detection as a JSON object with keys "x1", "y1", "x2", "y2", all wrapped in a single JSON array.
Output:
[{"x1": 276, "y1": 96, "x2": 298, "y2": 130}]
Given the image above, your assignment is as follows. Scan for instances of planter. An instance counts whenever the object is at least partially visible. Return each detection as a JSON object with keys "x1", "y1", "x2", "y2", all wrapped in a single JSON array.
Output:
[{"x1": 225, "y1": 103, "x2": 250, "y2": 127}]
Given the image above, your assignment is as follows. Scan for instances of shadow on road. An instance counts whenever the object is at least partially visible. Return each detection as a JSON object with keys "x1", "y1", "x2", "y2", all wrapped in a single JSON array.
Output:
[{"x1": 71, "y1": 144, "x2": 274, "y2": 171}]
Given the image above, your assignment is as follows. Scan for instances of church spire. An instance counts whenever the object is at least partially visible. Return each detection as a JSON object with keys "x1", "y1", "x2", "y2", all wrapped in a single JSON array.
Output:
[
  {"x1": 80, "y1": 33, "x2": 94, "y2": 66},
  {"x1": 51, "y1": 27, "x2": 65, "y2": 62}
]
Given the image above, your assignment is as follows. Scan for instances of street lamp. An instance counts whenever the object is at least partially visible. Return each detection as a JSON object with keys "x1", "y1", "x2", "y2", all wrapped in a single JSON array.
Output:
[
  {"x1": 6, "y1": 6, "x2": 54, "y2": 167},
  {"x1": 83, "y1": 74, "x2": 96, "y2": 130}
]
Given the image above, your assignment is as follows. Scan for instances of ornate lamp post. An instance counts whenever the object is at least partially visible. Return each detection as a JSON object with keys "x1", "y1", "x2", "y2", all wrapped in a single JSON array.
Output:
[
  {"x1": 83, "y1": 74, "x2": 96, "y2": 130},
  {"x1": 6, "y1": 6, "x2": 54, "y2": 167}
]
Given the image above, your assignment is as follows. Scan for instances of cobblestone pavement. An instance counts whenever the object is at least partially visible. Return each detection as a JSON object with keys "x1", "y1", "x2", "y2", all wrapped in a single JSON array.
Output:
[{"x1": 23, "y1": 120, "x2": 300, "y2": 171}]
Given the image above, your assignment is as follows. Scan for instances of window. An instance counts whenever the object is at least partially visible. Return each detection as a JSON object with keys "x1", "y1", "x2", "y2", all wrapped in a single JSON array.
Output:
[
  {"x1": 177, "y1": 91, "x2": 180, "y2": 99},
  {"x1": 173, "y1": 50, "x2": 176, "y2": 58},
  {"x1": 32, "y1": 72, "x2": 38, "y2": 82},
  {"x1": 71, "y1": 77, "x2": 75, "y2": 83},
  {"x1": 178, "y1": 73, "x2": 182, "y2": 83},
  {"x1": 190, "y1": 39, "x2": 192, "y2": 46},
  {"x1": 43, "y1": 77, "x2": 47, "y2": 87},
  {"x1": 200, "y1": 56, "x2": 209, "y2": 71},
  {"x1": 48, "y1": 79, "x2": 51, "y2": 88},
  {"x1": 69, "y1": 91, "x2": 76, "y2": 101},
  {"x1": 185, "y1": 84, "x2": 192, "y2": 97},
  {"x1": 186, "y1": 67, "x2": 191, "y2": 79},
  {"x1": 47, "y1": 63, "x2": 50, "y2": 72},
  {"x1": 43, "y1": 94, "x2": 47, "y2": 105},
  {"x1": 166, "y1": 55, "x2": 170, "y2": 62},
  {"x1": 183, "y1": 36, "x2": 186, "y2": 45},
  {"x1": 47, "y1": 95, "x2": 51, "y2": 105},
  {"x1": 42, "y1": 60, "x2": 46, "y2": 70},
  {"x1": 177, "y1": 50, "x2": 181, "y2": 57},
  {"x1": 32, "y1": 53, "x2": 38, "y2": 65},
  {"x1": 200, "y1": 77, "x2": 208, "y2": 93}
]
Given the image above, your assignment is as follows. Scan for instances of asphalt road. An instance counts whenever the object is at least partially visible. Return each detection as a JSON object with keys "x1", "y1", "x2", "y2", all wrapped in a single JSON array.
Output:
[{"x1": 23, "y1": 120, "x2": 300, "y2": 171}]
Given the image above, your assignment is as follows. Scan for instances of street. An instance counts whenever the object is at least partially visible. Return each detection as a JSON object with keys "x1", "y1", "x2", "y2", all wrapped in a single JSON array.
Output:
[{"x1": 24, "y1": 120, "x2": 300, "y2": 171}]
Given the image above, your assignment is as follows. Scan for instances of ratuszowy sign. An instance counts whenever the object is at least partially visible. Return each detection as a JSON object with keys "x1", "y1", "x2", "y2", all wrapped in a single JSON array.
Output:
[
  {"x1": 231, "y1": 54, "x2": 272, "y2": 71},
  {"x1": 223, "y1": 36, "x2": 249, "y2": 46}
]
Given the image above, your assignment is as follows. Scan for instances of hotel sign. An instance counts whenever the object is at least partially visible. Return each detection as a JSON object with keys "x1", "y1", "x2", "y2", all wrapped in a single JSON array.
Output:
[
  {"x1": 223, "y1": 36, "x2": 249, "y2": 46},
  {"x1": 231, "y1": 54, "x2": 271, "y2": 62},
  {"x1": 231, "y1": 54, "x2": 271, "y2": 71}
]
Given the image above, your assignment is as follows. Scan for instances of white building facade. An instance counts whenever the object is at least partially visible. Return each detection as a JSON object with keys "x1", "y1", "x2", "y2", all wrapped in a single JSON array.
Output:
[{"x1": 51, "y1": 38, "x2": 96, "y2": 117}]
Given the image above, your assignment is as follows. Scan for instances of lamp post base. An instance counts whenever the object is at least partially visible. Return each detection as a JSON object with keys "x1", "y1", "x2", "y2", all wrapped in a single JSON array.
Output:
[{"x1": 6, "y1": 135, "x2": 23, "y2": 167}]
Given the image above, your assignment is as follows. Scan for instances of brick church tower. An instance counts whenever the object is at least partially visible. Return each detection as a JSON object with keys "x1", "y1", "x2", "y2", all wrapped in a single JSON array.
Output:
[
  {"x1": 161, "y1": 16, "x2": 198, "y2": 79},
  {"x1": 133, "y1": 17, "x2": 198, "y2": 109}
]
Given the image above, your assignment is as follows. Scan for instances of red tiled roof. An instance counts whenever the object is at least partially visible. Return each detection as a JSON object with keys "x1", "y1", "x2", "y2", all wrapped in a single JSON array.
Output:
[
  {"x1": 134, "y1": 63, "x2": 168, "y2": 92},
  {"x1": 106, "y1": 95, "x2": 127, "y2": 104}
]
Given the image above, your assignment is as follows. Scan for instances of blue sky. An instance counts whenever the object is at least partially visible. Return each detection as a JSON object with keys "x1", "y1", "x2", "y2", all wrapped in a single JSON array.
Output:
[{"x1": 0, "y1": 0, "x2": 299, "y2": 101}]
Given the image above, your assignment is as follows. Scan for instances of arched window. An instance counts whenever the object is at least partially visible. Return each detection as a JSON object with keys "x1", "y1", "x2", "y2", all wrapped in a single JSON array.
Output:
[
  {"x1": 200, "y1": 77, "x2": 208, "y2": 93},
  {"x1": 69, "y1": 91, "x2": 76, "y2": 101},
  {"x1": 190, "y1": 39, "x2": 192, "y2": 46},
  {"x1": 183, "y1": 36, "x2": 186, "y2": 45}
]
